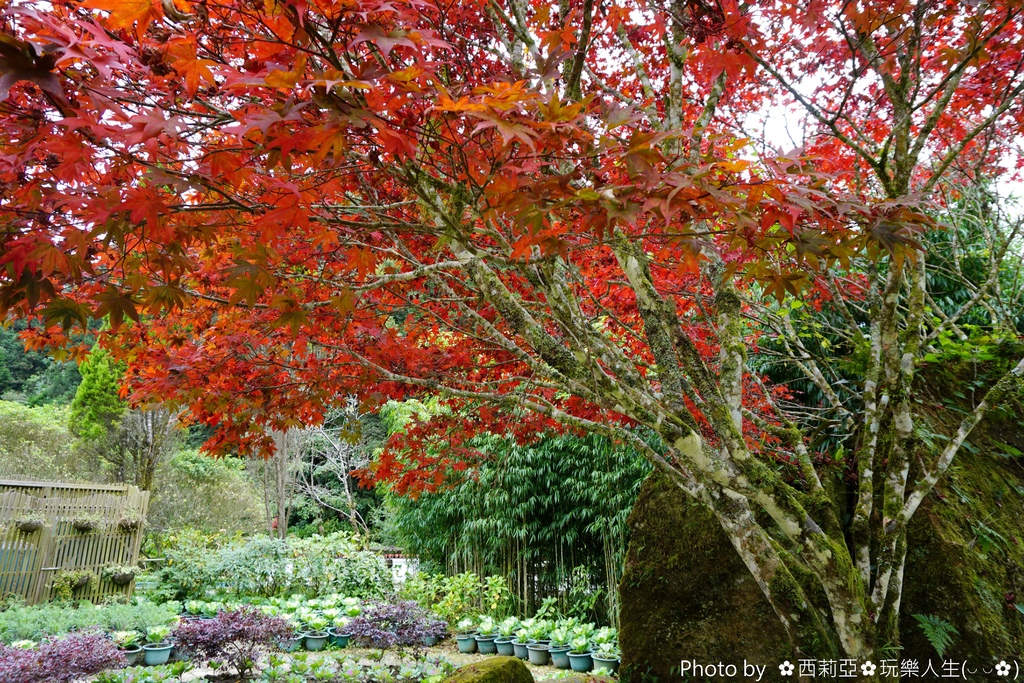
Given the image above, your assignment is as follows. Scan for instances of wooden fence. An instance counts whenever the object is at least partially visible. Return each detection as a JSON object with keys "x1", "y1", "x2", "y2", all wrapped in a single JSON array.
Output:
[{"x1": 0, "y1": 479, "x2": 150, "y2": 604}]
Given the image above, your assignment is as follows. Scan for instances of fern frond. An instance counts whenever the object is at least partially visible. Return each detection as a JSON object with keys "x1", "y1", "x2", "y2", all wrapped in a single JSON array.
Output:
[{"x1": 913, "y1": 613, "x2": 958, "y2": 659}]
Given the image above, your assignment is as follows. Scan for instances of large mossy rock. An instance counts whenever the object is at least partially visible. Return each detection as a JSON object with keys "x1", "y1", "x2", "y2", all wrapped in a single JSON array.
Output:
[
  {"x1": 618, "y1": 471, "x2": 790, "y2": 683},
  {"x1": 442, "y1": 657, "x2": 534, "y2": 683},
  {"x1": 898, "y1": 424, "x2": 1024, "y2": 658},
  {"x1": 620, "y1": 415, "x2": 1024, "y2": 682}
]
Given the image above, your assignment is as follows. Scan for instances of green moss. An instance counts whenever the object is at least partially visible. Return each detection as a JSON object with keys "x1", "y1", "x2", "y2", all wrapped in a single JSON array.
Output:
[
  {"x1": 767, "y1": 569, "x2": 803, "y2": 614},
  {"x1": 442, "y1": 657, "x2": 533, "y2": 683}
]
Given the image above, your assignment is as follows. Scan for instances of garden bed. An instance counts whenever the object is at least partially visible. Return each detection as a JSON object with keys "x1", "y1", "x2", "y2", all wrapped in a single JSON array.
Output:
[
  {"x1": 0, "y1": 549, "x2": 618, "y2": 683},
  {"x1": 87, "y1": 641, "x2": 599, "y2": 683}
]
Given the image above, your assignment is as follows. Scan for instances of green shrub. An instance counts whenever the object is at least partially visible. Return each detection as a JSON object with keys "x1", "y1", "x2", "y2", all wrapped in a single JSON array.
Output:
[
  {"x1": 325, "y1": 549, "x2": 394, "y2": 601},
  {"x1": 147, "y1": 449, "x2": 264, "y2": 535},
  {"x1": 400, "y1": 572, "x2": 511, "y2": 624},
  {"x1": 0, "y1": 401, "x2": 82, "y2": 482},
  {"x1": 217, "y1": 536, "x2": 291, "y2": 598},
  {"x1": 141, "y1": 530, "x2": 393, "y2": 601},
  {"x1": 140, "y1": 528, "x2": 231, "y2": 602}
]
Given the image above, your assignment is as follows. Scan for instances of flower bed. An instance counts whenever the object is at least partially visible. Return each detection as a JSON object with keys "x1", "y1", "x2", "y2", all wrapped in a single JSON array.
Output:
[
  {"x1": 171, "y1": 607, "x2": 292, "y2": 679},
  {"x1": 90, "y1": 652, "x2": 457, "y2": 683}
]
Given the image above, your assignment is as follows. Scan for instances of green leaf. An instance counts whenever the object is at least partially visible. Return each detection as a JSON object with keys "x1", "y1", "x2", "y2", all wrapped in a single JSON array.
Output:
[{"x1": 41, "y1": 297, "x2": 90, "y2": 331}]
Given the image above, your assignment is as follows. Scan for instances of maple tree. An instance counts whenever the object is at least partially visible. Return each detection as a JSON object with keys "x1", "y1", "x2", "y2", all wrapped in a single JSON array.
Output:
[{"x1": 2, "y1": 0, "x2": 1024, "y2": 666}]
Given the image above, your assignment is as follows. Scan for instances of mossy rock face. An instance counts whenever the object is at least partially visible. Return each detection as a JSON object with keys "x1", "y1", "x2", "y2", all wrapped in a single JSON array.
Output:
[
  {"x1": 442, "y1": 657, "x2": 533, "y2": 683},
  {"x1": 618, "y1": 471, "x2": 789, "y2": 683},
  {"x1": 898, "y1": 355, "x2": 1024, "y2": 661},
  {"x1": 620, "y1": 411, "x2": 1024, "y2": 680},
  {"x1": 899, "y1": 457, "x2": 1024, "y2": 659}
]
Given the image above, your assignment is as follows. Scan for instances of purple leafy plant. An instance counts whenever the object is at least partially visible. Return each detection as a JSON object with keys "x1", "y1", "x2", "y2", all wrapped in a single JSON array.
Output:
[
  {"x1": 171, "y1": 606, "x2": 292, "y2": 680},
  {"x1": 0, "y1": 630, "x2": 125, "y2": 683},
  {"x1": 347, "y1": 601, "x2": 447, "y2": 648}
]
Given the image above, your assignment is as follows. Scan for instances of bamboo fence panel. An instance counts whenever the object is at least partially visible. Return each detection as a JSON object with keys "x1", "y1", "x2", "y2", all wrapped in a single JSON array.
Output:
[{"x1": 0, "y1": 480, "x2": 150, "y2": 604}]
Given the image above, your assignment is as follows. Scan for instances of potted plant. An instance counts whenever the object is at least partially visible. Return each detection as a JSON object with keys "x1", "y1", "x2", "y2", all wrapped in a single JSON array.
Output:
[
  {"x1": 102, "y1": 564, "x2": 139, "y2": 586},
  {"x1": 420, "y1": 617, "x2": 446, "y2": 647},
  {"x1": 184, "y1": 600, "x2": 206, "y2": 618},
  {"x1": 537, "y1": 620, "x2": 555, "y2": 645},
  {"x1": 455, "y1": 617, "x2": 477, "y2": 654},
  {"x1": 525, "y1": 622, "x2": 552, "y2": 665},
  {"x1": 112, "y1": 630, "x2": 144, "y2": 666},
  {"x1": 304, "y1": 615, "x2": 329, "y2": 651},
  {"x1": 526, "y1": 640, "x2": 550, "y2": 666},
  {"x1": 142, "y1": 625, "x2": 174, "y2": 666},
  {"x1": 567, "y1": 636, "x2": 593, "y2": 673},
  {"x1": 523, "y1": 622, "x2": 548, "y2": 644},
  {"x1": 592, "y1": 642, "x2": 620, "y2": 674},
  {"x1": 51, "y1": 569, "x2": 96, "y2": 600},
  {"x1": 259, "y1": 604, "x2": 281, "y2": 617},
  {"x1": 547, "y1": 627, "x2": 572, "y2": 670},
  {"x1": 511, "y1": 627, "x2": 530, "y2": 660},
  {"x1": 328, "y1": 616, "x2": 352, "y2": 648},
  {"x1": 117, "y1": 509, "x2": 143, "y2": 531},
  {"x1": 70, "y1": 513, "x2": 103, "y2": 533},
  {"x1": 343, "y1": 597, "x2": 362, "y2": 617},
  {"x1": 592, "y1": 626, "x2": 617, "y2": 646},
  {"x1": 474, "y1": 616, "x2": 498, "y2": 654},
  {"x1": 201, "y1": 601, "x2": 224, "y2": 619},
  {"x1": 495, "y1": 617, "x2": 518, "y2": 656},
  {"x1": 278, "y1": 618, "x2": 304, "y2": 652},
  {"x1": 14, "y1": 514, "x2": 46, "y2": 534},
  {"x1": 570, "y1": 623, "x2": 596, "y2": 641}
]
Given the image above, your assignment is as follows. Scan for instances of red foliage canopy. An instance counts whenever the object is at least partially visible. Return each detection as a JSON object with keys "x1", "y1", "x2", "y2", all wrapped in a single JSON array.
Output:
[{"x1": 0, "y1": 0, "x2": 1019, "y2": 472}]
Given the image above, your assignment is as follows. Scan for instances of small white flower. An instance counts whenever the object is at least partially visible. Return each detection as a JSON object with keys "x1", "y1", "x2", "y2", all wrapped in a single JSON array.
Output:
[
  {"x1": 779, "y1": 660, "x2": 795, "y2": 676},
  {"x1": 996, "y1": 661, "x2": 1011, "y2": 677},
  {"x1": 861, "y1": 661, "x2": 876, "y2": 676}
]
